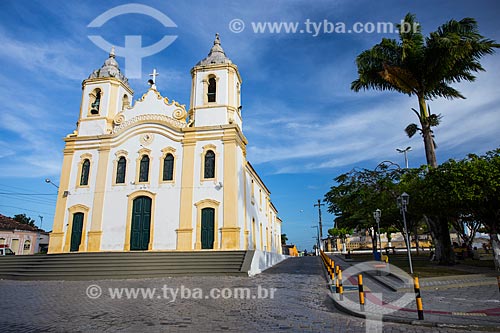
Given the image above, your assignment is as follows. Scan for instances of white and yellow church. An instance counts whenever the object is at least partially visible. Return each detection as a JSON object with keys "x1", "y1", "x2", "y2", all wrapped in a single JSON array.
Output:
[{"x1": 48, "y1": 35, "x2": 282, "y2": 254}]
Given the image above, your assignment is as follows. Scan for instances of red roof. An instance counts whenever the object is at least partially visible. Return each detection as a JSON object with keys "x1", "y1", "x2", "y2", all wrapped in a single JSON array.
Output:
[{"x1": 0, "y1": 214, "x2": 39, "y2": 231}]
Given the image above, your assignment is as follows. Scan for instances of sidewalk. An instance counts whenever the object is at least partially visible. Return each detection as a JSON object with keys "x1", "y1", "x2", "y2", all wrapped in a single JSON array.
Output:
[{"x1": 327, "y1": 254, "x2": 500, "y2": 331}]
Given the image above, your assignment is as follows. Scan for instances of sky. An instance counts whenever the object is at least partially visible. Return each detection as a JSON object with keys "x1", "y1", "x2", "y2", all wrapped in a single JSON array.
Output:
[{"x1": 0, "y1": 0, "x2": 499, "y2": 251}]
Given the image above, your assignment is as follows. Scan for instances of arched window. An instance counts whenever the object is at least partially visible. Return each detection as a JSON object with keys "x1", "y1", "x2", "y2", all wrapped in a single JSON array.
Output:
[
  {"x1": 90, "y1": 89, "x2": 101, "y2": 115},
  {"x1": 80, "y1": 159, "x2": 90, "y2": 186},
  {"x1": 204, "y1": 150, "x2": 215, "y2": 179},
  {"x1": 207, "y1": 77, "x2": 216, "y2": 103},
  {"x1": 122, "y1": 94, "x2": 130, "y2": 111},
  {"x1": 23, "y1": 240, "x2": 31, "y2": 251},
  {"x1": 116, "y1": 156, "x2": 127, "y2": 184},
  {"x1": 163, "y1": 153, "x2": 174, "y2": 181},
  {"x1": 139, "y1": 155, "x2": 150, "y2": 182}
]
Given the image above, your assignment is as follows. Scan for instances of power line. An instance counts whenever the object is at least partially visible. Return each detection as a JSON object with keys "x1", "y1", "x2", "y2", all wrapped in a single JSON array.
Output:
[
  {"x1": 0, "y1": 204, "x2": 54, "y2": 216},
  {"x1": 0, "y1": 183, "x2": 57, "y2": 195},
  {"x1": 0, "y1": 194, "x2": 56, "y2": 206},
  {"x1": 0, "y1": 192, "x2": 56, "y2": 195}
]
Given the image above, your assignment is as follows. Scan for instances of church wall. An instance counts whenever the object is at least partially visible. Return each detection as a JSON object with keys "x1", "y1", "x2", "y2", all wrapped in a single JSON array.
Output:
[
  {"x1": 62, "y1": 149, "x2": 100, "y2": 251},
  {"x1": 195, "y1": 106, "x2": 228, "y2": 127},
  {"x1": 99, "y1": 132, "x2": 184, "y2": 251},
  {"x1": 236, "y1": 146, "x2": 246, "y2": 248},
  {"x1": 191, "y1": 139, "x2": 224, "y2": 248}
]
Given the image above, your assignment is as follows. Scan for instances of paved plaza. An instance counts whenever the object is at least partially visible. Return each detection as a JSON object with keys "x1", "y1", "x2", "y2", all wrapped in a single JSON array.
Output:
[{"x1": 0, "y1": 256, "x2": 497, "y2": 332}]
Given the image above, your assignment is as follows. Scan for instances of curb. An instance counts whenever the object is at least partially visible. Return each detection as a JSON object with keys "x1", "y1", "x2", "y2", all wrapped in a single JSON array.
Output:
[
  {"x1": 323, "y1": 255, "x2": 500, "y2": 332},
  {"x1": 329, "y1": 289, "x2": 500, "y2": 332}
]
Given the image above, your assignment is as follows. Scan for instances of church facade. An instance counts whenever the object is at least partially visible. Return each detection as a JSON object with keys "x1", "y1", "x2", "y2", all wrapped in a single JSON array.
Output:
[{"x1": 48, "y1": 35, "x2": 282, "y2": 254}]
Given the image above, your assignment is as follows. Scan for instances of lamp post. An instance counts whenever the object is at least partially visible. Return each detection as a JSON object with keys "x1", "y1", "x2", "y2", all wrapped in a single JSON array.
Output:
[
  {"x1": 373, "y1": 209, "x2": 382, "y2": 260},
  {"x1": 45, "y1": 178, "x2": 59, "y2": 189},
  {"x1": 397, "y1": 192, "x2": 414, "y2": 274},
  {"x1": 396, "y1": 146, "x2": 412, "y2": 169}
]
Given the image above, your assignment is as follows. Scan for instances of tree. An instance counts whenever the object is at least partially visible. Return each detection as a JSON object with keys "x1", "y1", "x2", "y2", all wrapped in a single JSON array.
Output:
[
  {"x1": 281, "y1": 234, "x2": 288, "y2": 245},
  {"x1": 445, "y1": 150, "x2": 500, "y2": 271},
  {"x1": 401, "y1": 167, "x2": 456, "y2": 264},
  {"x1": 352, "y1": 13, "x2": 498, "y2": 167},
  {"x1": 13, "y1": 213, "x2": 36, "y2": 227},
  {"x1": 328, "y1": 227, "x2": 353, "y2": 253},
  {"x1": 325, "y1": 163, "x2": 409, "y2": 253}
]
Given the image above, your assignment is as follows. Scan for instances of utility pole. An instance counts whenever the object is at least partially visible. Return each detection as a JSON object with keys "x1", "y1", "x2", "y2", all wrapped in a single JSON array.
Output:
[
  {"x1": 38, "y1": 215, "x2": 43, "y2": 230},
  {"x1": 314, "y1": 199, "x2": 324, "y2": 240}
]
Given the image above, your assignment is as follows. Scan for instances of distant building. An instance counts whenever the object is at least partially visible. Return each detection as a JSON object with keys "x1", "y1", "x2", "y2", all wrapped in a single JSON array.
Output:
[
  {"x1": 0, "y1": 214, "x2": 49, "y2": 254},
  {"x1": 282, "y1": 245, "x2": 298, "y2": 257},
  {"x1": 328, "y1": 229, "x2": 432, "y2": 252}
]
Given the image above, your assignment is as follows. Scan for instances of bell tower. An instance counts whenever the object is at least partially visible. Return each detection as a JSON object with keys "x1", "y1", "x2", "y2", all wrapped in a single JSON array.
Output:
[
  {"x1": 189, "y1": 34, "x2": 243, "y2": 129},
  {"x1": 77, "y1": 47, "x2": 134, "y2": 136}
]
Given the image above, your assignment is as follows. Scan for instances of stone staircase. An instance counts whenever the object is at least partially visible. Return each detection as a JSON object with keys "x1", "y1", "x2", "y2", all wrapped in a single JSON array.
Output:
[{"x1": 0, "y1": 251, "x2": 253, "y2": 280}]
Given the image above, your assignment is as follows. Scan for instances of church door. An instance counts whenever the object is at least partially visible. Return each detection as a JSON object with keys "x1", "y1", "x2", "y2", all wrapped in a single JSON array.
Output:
[
  {"x1": 70, "y1": 213, "x2": 84, "y2": 252},
  {"x1": 201, "y1": 208, "x2": 215, "y2": 249},
  {"x1": 130, "y1": 196, "x2": 152, "y2": 250}
]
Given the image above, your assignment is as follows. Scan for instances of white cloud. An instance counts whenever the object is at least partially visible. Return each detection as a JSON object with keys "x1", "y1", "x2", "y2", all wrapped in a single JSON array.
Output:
[{"x1": 244, "y1": 58, "x2": 500, "y2": 174}]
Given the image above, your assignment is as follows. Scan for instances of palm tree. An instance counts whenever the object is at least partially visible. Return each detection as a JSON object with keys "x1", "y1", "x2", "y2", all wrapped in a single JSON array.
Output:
[
  {"x1": 281, "y1": 233, "x2": 288, "y2": 245},
  {"x1": 352, "y1": 13, "x2": 498, "y2": 167}
]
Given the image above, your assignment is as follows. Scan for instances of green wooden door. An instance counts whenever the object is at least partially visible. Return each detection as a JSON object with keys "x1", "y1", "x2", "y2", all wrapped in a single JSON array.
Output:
[
  {"x1": 130, "y1": 196, "x2": 152, "y2": 250},
  {"x1": 201, "y1": 208, "x2": 215, "y2": 249},
  {"x1": 70, "y1": 213, "x2": 84, "y2": 252}
]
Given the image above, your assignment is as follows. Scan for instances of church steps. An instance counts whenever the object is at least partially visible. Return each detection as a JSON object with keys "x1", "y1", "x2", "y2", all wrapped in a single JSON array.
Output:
[{"x1": 0, "y1": 251, "x2": 252, "y2": 280}]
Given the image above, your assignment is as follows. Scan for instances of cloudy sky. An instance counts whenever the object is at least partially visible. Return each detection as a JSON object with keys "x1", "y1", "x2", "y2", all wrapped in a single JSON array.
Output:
[{"x1": 0, "y1": 0, "x2": 499, "y2": 250}]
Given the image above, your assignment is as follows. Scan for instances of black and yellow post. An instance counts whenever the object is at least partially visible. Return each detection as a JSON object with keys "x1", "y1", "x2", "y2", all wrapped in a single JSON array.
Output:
[
  {"x1": 414, "y1": 276, "x2": 424, "y2": 320},
  {"x1": 338, "y1": 269, "x2": 344, "y2": 301},
  {"x1": 358, "y1": 274, "x2": 365, "y2": 311}
]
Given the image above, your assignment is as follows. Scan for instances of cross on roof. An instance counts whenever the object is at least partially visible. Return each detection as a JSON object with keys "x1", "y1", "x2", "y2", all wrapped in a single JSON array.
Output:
[{"x1": 149, "y1": 68, "x2": 159, "y2": 84}]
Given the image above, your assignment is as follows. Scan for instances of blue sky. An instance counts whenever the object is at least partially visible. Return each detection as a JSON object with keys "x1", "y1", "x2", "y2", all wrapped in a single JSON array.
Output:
[{"x1": 0, "y1": 0, "x2": 499, "y2": 251}]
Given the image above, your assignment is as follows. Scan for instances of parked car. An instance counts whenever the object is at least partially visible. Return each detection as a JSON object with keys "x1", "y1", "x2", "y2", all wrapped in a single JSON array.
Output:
[{"x1": 0, "y1": 244, "x2": 15, "y2": 255}]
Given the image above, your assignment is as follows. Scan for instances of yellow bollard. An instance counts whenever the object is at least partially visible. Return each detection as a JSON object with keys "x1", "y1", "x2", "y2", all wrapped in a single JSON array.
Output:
[
  {"x1": 358, "y1": 274, "x2": 365, "y2": 311},
  {"x1": 338, "y1": 269, "x2": 344, "y2": 301},
  {"x1": 414, "y1": 276, "x2": 424, "y2": 320}
]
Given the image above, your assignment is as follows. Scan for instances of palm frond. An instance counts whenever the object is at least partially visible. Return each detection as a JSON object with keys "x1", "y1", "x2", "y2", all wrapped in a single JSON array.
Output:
[
  {"x1": 405, "y1": 123, "x2": 420, "y2": 138},
  {"x1": 428, "y1": 114, "x2": 442, "y2": 127}
]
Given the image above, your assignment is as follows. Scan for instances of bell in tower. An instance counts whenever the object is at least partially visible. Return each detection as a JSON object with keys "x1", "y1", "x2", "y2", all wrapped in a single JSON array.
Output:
[{"x1": 77, "y1": 47, "x2": 134, "y2": 136}]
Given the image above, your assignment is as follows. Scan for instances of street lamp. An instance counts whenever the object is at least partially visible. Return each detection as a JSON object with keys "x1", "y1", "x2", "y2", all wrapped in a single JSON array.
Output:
[
  {"x1": 396, "y1": 146, "x2": 412, "y2": 169},
  {"x1": 397, "y1": 192, "x2": 414, "y2": 274},
  {"x1": 373, "y1": 209, "x2": 382, "y2": 259},
  {"x1": 45, "y1": 178, "x2": 59, "y2": 189}
]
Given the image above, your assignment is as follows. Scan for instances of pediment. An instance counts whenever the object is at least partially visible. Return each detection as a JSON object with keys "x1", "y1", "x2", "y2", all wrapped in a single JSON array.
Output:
[{"x1": 112, "y1": 89, "x2": 188, "y2": 134}]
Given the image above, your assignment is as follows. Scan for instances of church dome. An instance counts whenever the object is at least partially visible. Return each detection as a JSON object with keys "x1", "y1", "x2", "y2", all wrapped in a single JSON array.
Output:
[
  {"x1": 88, "y1": 47, "x2": 130, "y2": 87},
  {"x1": 195, "y1": 33, "x2": 232, "y2": 66}
]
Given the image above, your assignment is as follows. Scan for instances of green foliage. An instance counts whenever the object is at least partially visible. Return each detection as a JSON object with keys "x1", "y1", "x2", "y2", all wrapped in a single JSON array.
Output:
[
  {"x1": 351, "y1": 13, "x2": 498, "y2": 167},
  {"x1": 324, "y1": 162, "x2": 405, "y2": 234},
  {"x1": 281, "y1": 234, "x2": 288, "y2": 245},
  {"x1": 13, "y1": 213, "x2": 36, "y2": 227},
  {"x1": 325, "y1": 148, "x2": 500, "y2": 268},
  {"x1": 328, "y1": 227, "x2": 353, "y2": 241}
]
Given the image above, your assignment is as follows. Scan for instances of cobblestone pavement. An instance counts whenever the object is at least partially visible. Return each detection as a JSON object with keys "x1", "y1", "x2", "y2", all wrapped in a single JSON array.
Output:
[
  {"x1": 0, "y1": 256, "x2": 491, "y2": 332},
  {"x1": 330, "y1": 255, "x2": 500, "y2": 331}
]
